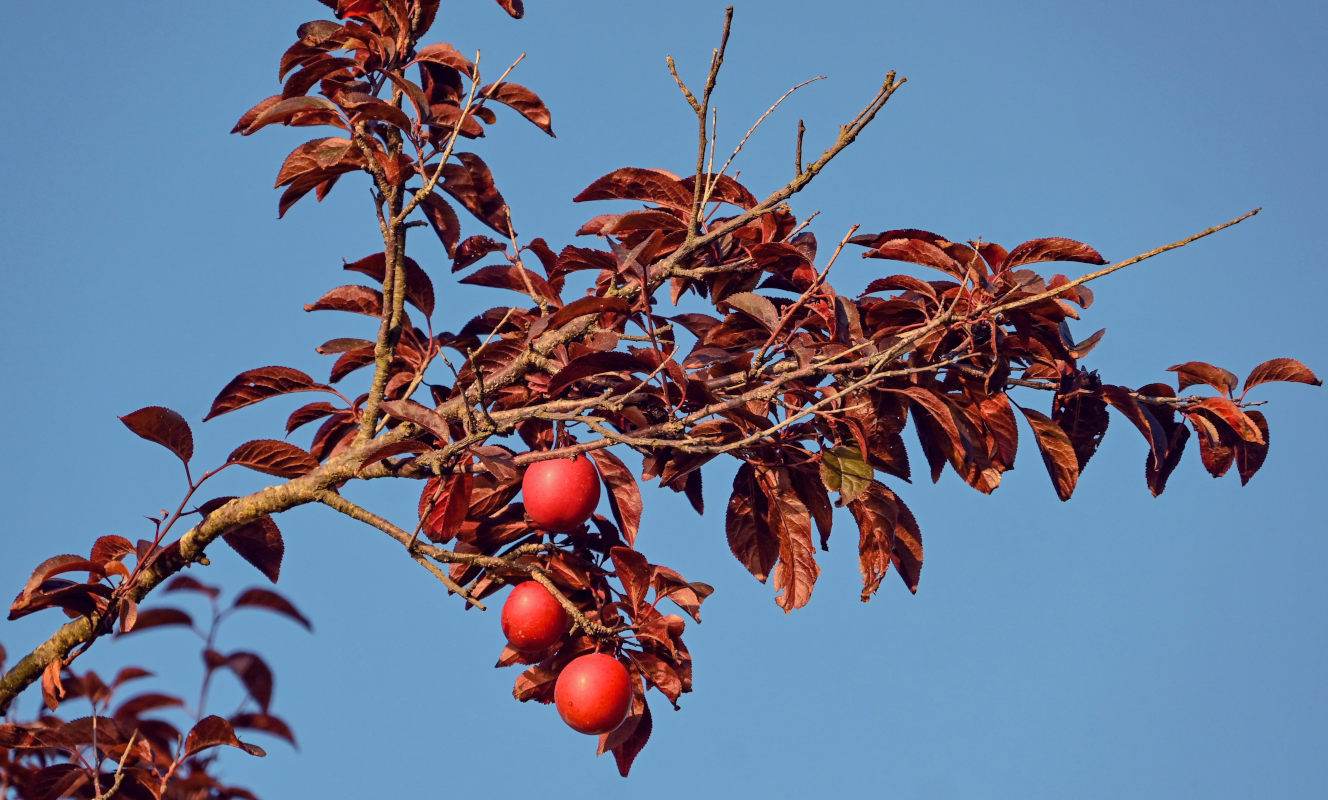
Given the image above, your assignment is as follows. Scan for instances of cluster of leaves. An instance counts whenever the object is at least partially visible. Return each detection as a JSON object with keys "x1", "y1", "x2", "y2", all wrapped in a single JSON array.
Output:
[
  {"x1": 2, "y1": 578, "x2": 306, "y2": 799},
  {"x1": 3, "y1": 0, "x2": 1320, "y2": 788}
]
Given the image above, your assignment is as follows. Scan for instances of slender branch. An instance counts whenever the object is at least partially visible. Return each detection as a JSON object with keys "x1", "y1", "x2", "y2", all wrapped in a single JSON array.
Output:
[{"x1": 993, "y1": 208, "x2": 1261, "y2": 315}]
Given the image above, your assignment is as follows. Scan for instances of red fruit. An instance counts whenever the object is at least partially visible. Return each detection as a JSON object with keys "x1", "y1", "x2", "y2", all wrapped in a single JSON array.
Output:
[
  {"x1": 554, "y1": 653, "x2": 632, "y2": 735},
  {"x1": 501, "y1": 582, "x2": 569, "y2": 654},
  {"x1": 521, "y1": 454, "x2": 601, "y2": 531}
]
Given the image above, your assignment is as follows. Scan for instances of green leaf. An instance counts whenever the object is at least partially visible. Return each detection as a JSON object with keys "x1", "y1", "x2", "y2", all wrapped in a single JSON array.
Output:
[{"x1": 820, "y1": 446, "x2": 874, "y2": 506}]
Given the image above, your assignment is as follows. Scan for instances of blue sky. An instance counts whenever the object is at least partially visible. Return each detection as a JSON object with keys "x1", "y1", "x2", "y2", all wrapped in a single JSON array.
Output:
[{"x1": 2, "y1": 1, "x2": 1325, "y2": 797}]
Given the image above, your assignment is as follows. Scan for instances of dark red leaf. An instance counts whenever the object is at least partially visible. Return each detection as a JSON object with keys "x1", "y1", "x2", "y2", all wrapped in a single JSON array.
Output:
[
  {"x1": 547, "y1": 296, "x2": 632, "y2": 329},
  {"x1": 343, "y1": 253, "x2": 436, "y2": 317},
  {"x1": 1193, "y1": 397, "x2": 1266, "y2": 444},
  {"x1": 419, "y1": 192, "x2": 462, "y2": 257},
  {"x1": 761, "y1": 468, "x2": 819, "y2": 612},
  {"x1": 480, "y1": 81, "x2": 554, "y2": 135},
  {"x1": 242, "y1": 96, "x2": 344, "y2": 135},
  {"x1": 493, "y1": 0, "x2": 524, "y2": 18},
  {"x1": 725, "y1": 464, "x2": 780, "y2": 582},
  {"x1": 379, "y1": 399, "x2": 450, "y2": 441},
  {"x1": 121, "y1": 607, "x2": 194, "y2": 635},
  {"x1": 441, "y1": 152, "x2": 509, "y2": 233},
  {"x1": 606, "y1": 687, "x2": 652, "y2": 777},
  {"x1": 1017, "y1": 405, "x2": 1080, "y2": 500},
  {"x1": 115, "y1": 692, "x2": 186, "y2": 718},
  {"x1": 418, "y1": 473, "x2": 473, "y2": 544},
  {"x1": 41, "y1": 659, "x2": 64, "y2": 711},
  {"x1": 412, "y1": 42, "x2": 475, "y2": 77},
  {"x1": 206, "y1": 366, "x2": 331, "y2": 421},
  {"x1": 1189, "y1": 411, "x2": 1237, "y2": 478},
  {"x1": 220, "y1": 653, "x2": 274, "y2": 713},
  {"x1": 609, "y1": 546, "x2": 652, "y2": 611},
  {"x1": 164, "y1": 575, "x2": 221, "y2": 598},
  {"x1": 721, "y1": 291, "x2": 780, "y2": 331},
  {"x1": 230, "y1": 713, "x2": 298, "y2": 748},
  {"x1": 226, "y1": 439, "x2": 320, "y2": 478},
  {"x1": 573, "y1": 167, "x2": 694, "y2": 212},
  {"x1": 90, "y1": 535, "x2": 136, "y2": 565},
  {"x1": 862, "y1": 237, "x2": 964, "y2": 280},
  {"x1": 1167, "y1": 361, "x2": 1239, "y2": 396},
  {"x1": 223, "y1": 517, "x2": 284, "y2": 583},
  {"x1": 304, "y1": 284, "x2": 384, "y2": 317},
  {"x1": 1101, "y1": 385, "x2": 1169, "y2": 469},
  {"x1": 681, "y1": 173, "x2": 758, "y2": 209},
  {"x1": 1235, "y1": 409, "x2": 1270, "y2": 485},
  {"x1": 588, "y1": 449, "x2": 643, "y2": 547},
  {"x1": 119, "y1": 406, "x2": 194, "y2": 464},
  {"x1": 546, "y1": 351, "x2": 649, "y2": 397},
  {"x1": 458, "y1": 263, "x2": 558, "y2": 304},
  {"x1": 184, "y1": 715, "x2": 266, "y2": 759},
  {"x1": 1243, "y1": 357, "x2": 1322, "y2": 392},
  {"x1": 1002, "y1": 237, "x2": 1106, "y2": 270},
  {"x1": 286, "y1": 401, "x2": 343, "y2": 434},
  {"x1": 848, "y1": 482, "x2": 898, "y2": 600},
  {"x1": 233, "y1": 588, "x2": 312, "y2": 631}
]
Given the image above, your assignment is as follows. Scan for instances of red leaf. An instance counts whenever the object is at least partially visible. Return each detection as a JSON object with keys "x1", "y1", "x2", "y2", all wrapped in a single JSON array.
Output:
[
  {"x1": 480, "y1": 81, "x2": 554, "y2": 135},
  {"x1": 588, "y1": 449, "x2": 643, "y2": 547},
  {"x1": 304, "y1": 284, "x2": 384, "y2": 317},
  {"x1": 1167, "y1": 361, "x2": 1239, "y2": 396},
  {"x1": 493, "y1": 0, "x2": 524, "y2": 17},
  {"x1": 847, "y1": 483, "x2": 898, "y2": 600},
  {"x1": 1193, "y1": 397, "x2": 1266, "y2": 444},
  {"x1": 91, "y1": 535, "x2": 135, "y2": 566},
  {"x1": 206, "y1": 366, "x2": 331, "y2": 421},
  {"x1": 115, "y1": 692, "x2": 186, "y2": 718},
  {"x1": 119, "y1": 406, "x2": 194, "y2": 464},
  {"x1": 412, "y1": 42, "x2": 475, "y2": 77},
  {"x1": 121, "y1": 607, "x2": 194, "y2": 633},
  {"x1": 573, "y1": 167, "x2": 694, "y2": 212},
  {"x1": 1235, "y1": 409, "x2": 1270, "y2": 485},
  {"x1": 681, "y1": 173, "x2": 758, "y2": 209},
  {"x1": 608, "y1": 689, "x2": 652, "y2": 777},
  {"x1": 1188, "y1": 411, "x2": 1237, "y2": 478},
  {"x1": 763, "y1": 468, "x2": 820, "y2": 612},
  {"x1": 1017, "y1": 405, "x2": 1080, "y2": 500},
  {"x1": 343, "y1": 253, "x2": 435, "y2": 317},
  {"x1": 546, "y1": 351, "x2": 650, "y2": 397},
  {"x1": 241, "y1": 95, "x2": 344, "y2": 135},
  {"x1": 599, "y1": 542, "x2": 646, "y2": 601},
  {"x1": 233, "y1": 588, "x2": 313, "y2": 631},
  {"x1": 41, "y1": 659, "x2": 64, "y2": 711},
  {"x1": 725, "y1": 464, "x2": 780, "y2": 582},
  {"x1": 223, "y1": 517, "x2": 285, "y2": 583},
  {"x1": 1101, "y1": 385, "x2": 1169, "y2": 468},
  {"x1": 230, "y1": 713, "x2": 298, "y2": 748},
  {"x1": 379, "y1": 399, "x2": 451, "y2": 441},
  {"x1": 458, "y1": 263, "x2": 558, "y2": 304},
  {"x1": 547, "y1": 296, "x2": 632, "y2": 329},
  {"x1": 419, "y1": 192, "x2": 461, "y2": 256},
  {"x1": 163, "y1": 574, "x2": 221, "y2": 598},
  {"x1": 286, "y1": 401, "x2": 342, "y2": 434},
  {"x1": 219, "y1": 653, "x2": 275, "y2": 713},
  {"x1": 890, "y1": 490, "x2": 924, "y2": 594},
  {"x1": 226, "y1": 439, "x2": 320, "y2": 478},
  {"x1": 418, "y1": 473, "x2": 473, "y2": 544},
  {"x1": 1002, "y1": 237, "x2": 1107, "y2": 270},
  {"x1": 441, "y1": 152, "x2": 509, "y2": 233},
  {"x1": 862, "y1": 237, "x2": 964, "y2": 280},
  {"x1": 184, "y1": 715, "x2": 266, "y2": 759},
  {"x1": 274, "y1": 137, "x2": 356, "y2": 187},
  {"x1": 1243, "y1": 357, "x2": 1322, "y2": 392},
  {"x1": 721, "y1": 291, "x2": 780, "y2": 331}
]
